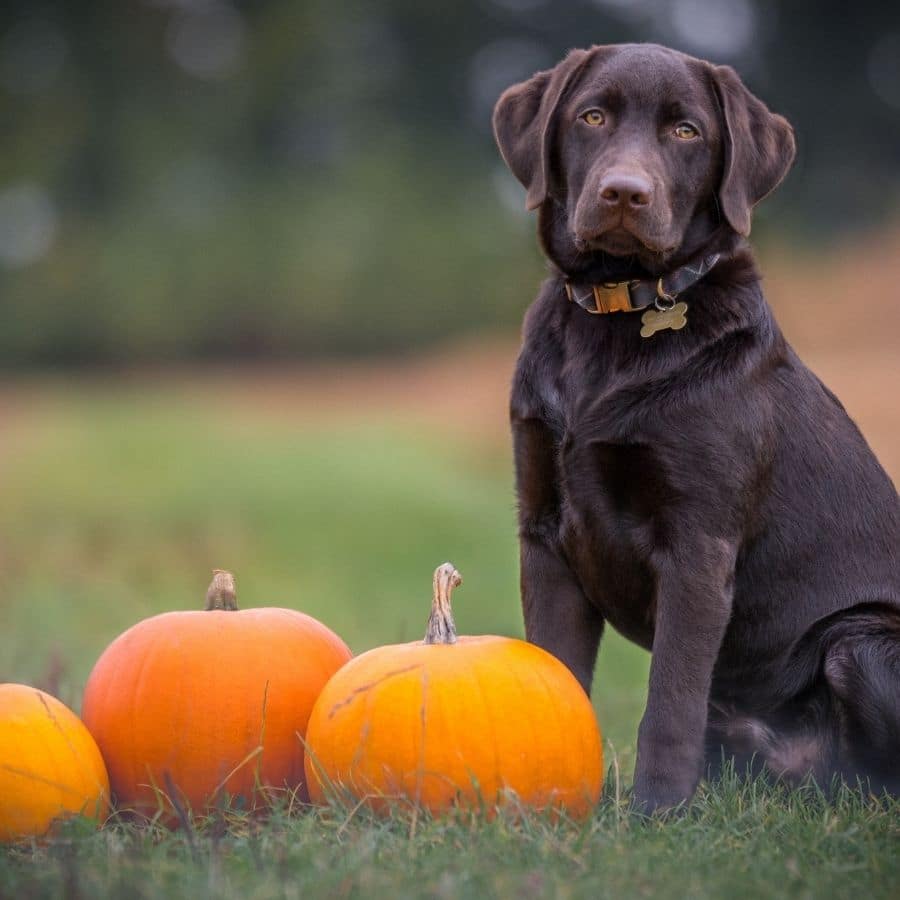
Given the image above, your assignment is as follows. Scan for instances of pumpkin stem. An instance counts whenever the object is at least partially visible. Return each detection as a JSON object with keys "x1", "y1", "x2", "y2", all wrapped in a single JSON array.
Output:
[
  {"x1": 205, "y1": 569, "x2": 238, "y2": 611},
  {"x1": 424, "y1": 563, "x2": 462, "y2": 644}
]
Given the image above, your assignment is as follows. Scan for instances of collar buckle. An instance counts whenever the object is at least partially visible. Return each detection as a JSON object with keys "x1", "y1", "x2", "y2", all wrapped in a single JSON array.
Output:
[{"x1": 565, "y1": 280, "x2": 636, "y2": 314}]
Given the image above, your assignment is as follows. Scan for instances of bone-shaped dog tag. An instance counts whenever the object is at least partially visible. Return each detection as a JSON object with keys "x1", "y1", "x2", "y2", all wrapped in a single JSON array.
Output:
[{"x1": 640, "y1": 301, "x2": 688, "y2": 338}]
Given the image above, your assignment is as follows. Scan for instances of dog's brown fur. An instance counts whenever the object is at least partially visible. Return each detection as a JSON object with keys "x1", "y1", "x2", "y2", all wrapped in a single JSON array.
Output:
[{"x1": 493, "y1": 44, "x2": 900, "y2": 813}]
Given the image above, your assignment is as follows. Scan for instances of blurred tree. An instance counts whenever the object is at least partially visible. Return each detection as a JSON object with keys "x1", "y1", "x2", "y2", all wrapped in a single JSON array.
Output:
[{"x1": 0, "y1": 0, "x2": 897, "y2": 366}]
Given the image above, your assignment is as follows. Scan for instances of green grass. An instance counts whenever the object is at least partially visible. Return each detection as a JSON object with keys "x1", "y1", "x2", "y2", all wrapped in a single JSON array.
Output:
[
  {"x1": 1, "y1": 380, "x2": 896, "y2": 898},
  {"x1": 2, "y1": 778, "x2": 897, "y2": 900}
]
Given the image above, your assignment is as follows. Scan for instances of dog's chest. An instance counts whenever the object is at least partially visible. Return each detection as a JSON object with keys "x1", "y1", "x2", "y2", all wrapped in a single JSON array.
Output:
[
  {"x1": 558, "y1": 438, "x2": 660, "y2": 647},
  {"x1": 550, "y1": 362, "x2": 663, "y2": 647}
]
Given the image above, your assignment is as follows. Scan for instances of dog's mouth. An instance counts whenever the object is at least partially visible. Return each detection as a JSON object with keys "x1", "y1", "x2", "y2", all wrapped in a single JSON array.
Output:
[{"x1": 573, "y1": 226, "x2": 671, "y2": 258}]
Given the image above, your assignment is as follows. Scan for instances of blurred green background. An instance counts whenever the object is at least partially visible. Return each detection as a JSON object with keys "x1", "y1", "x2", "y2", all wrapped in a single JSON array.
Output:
[
  {"x1": 1, "y1": 1, "x2": 899, "y2": 775},
  {"x1": 0, "y1": 380, "x2": 650, "y2": 768},
  {"x1": 1, "y1": 0, "x2": 899, "y2": 366}
]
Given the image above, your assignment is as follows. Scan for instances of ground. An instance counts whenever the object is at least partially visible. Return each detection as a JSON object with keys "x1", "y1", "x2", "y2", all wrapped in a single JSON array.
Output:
[{"x1": 1, "y1": 233, "x2": 898, "y2": 897}]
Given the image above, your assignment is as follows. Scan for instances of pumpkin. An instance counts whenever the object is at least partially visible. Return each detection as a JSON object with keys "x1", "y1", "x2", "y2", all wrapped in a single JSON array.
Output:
[
  {"x1": 81, "y1": 570, "x2": 351, "y2": 817},
  {"x1": 304, "y1": 564, "x2": 603, "y2": 819},
  {"x1": 0, "y1": 684, "x2": 110, "y2": 841}
]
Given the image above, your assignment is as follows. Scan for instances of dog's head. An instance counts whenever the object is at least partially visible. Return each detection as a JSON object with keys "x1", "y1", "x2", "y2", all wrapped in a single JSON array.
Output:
[{"x1": 493, "y1": 44, "x2": 795, "y2": 273}]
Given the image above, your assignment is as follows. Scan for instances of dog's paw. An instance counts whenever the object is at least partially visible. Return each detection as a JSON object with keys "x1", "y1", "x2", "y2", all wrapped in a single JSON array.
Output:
[{"x1": 630, "y1": 775, "x2": 694, "y2": 817}]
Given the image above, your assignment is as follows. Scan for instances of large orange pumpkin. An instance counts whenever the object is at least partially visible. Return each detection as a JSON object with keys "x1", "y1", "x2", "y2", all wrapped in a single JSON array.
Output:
[
  {"x1": 82, "y1": 571, "x2": 351, "y2": 817},
  {"x1": 304, "y1": 564, "x2": 603, "y2": 819},
  {"x1": 0, "y1": 684, "x2": 110, "y2": 841}
]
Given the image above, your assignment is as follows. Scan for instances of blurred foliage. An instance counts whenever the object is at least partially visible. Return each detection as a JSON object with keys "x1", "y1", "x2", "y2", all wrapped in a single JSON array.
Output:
[{"x1": 0, "y1": 0, "x2": 898, "y2": 366}]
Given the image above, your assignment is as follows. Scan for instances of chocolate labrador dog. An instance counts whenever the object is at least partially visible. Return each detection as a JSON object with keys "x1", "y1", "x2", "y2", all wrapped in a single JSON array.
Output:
[{"x1": 493, "y1": 43, "x2": 899, "y2": 813}]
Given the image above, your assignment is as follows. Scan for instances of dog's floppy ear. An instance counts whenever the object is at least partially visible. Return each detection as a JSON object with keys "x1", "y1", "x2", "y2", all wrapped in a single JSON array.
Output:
[
  {"x1": 493, "y1": 49, "x2": 592, "y2": 210},
  {"x1": 709, "y1": 64, "x2": 796, "y2": 236}
]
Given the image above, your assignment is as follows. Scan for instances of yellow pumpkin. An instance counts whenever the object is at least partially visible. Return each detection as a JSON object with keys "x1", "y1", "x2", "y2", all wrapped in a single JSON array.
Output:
[
  {"x1": 304, "y1": 564, "x2": 603, "y2": 819},
  {"x1": 0, "y1": 684, "x2": 110, "y2": 841}
]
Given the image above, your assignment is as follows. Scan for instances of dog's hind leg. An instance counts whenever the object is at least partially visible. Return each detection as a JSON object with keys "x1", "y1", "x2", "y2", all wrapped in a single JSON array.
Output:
[
  {"x1": 824, "y1": 626, "x2": 900, "y2": 795},
  {"x1": 705, "y1": 697, "x2": 839, "y2": 787}
]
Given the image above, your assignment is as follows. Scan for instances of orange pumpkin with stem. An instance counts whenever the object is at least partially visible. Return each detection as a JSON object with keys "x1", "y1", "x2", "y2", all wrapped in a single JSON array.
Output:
[
  {"x1": 0, "y1": 684, "x2": 110, "y2": 841},
  {"x1": 304, "y1": 564, "x2": 603, "y2": 819},
  {"x1": 81, "y1": 570, "x2": 351, "y2": 818}
]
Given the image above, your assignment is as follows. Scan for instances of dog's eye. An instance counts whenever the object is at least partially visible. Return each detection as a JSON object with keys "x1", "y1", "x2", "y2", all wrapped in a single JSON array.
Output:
[
  {"x1": 674, "y1": 122, "x2": 699, "y2": 140},
  {"x1": 580, "y1": 109, "x2": 605, "y2": 127}
]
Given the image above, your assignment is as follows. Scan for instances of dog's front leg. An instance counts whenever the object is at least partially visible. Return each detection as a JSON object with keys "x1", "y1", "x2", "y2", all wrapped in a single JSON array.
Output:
[
  {"x1": 632, "y1": 538, "x2": 736, "y2": 813},
  {"x1": 514, "y1": 416, "x2": 604, "y2": 695}
]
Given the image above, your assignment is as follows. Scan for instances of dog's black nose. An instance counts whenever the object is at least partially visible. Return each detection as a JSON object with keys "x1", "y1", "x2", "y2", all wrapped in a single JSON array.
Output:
[{"x1": 599, "y1": 173, "x2": 652, "y2": 208}]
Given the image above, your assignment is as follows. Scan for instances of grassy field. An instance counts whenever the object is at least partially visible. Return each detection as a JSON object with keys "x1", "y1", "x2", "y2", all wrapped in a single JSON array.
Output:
[
  {"x1": 2, "y1": 779, "x2": 897, "y2": 900},
  {"x1": 1, "y1": 346, "x2": 898, "y2": 898}
]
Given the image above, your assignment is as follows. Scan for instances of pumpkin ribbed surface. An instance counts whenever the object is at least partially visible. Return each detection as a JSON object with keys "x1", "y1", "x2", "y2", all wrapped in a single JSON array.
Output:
[
  {"x1": 304, "y1": 565, "x2": 602, "y2": 818},
  {"x1": 82, "y1": 583, "x2": 351, "y2": 817},
  {"x1": 0, "y1": 684, "x2": 110, "y2": 841}
]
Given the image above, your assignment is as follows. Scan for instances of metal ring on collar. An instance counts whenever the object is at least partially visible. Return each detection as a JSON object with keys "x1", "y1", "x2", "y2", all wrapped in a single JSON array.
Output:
[{"x1": 655, "y1": 278, "x2": 677, "y2": 310}]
